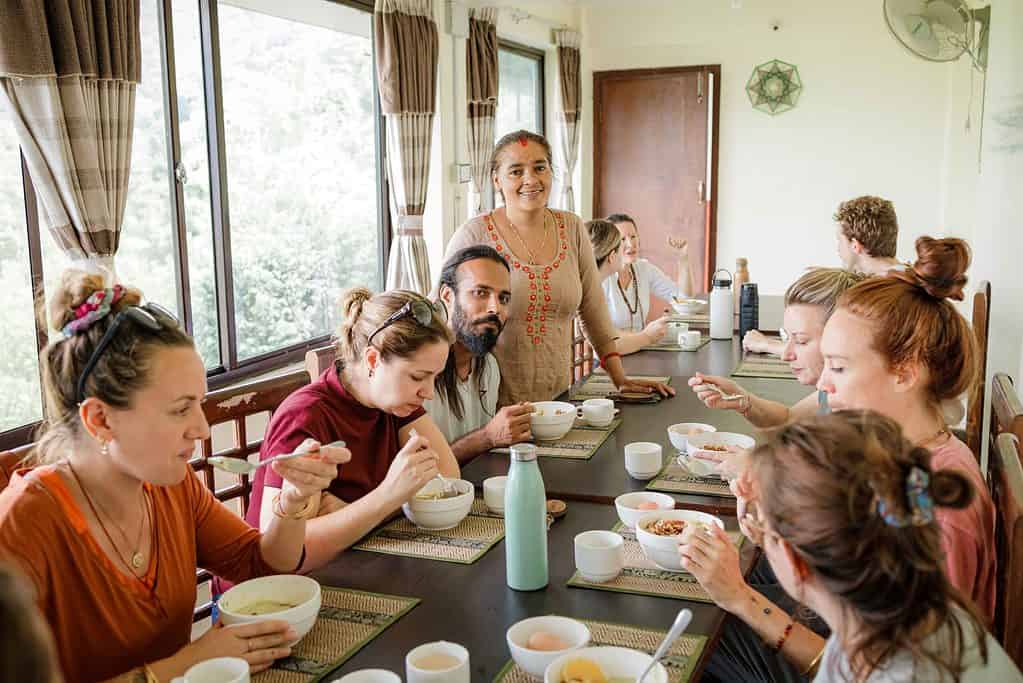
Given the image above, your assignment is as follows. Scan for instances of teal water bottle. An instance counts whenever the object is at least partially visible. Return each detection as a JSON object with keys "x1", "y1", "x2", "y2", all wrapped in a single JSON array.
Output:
[{"x1": 505, "y1": 443, "x2": 549, "y2": 590}]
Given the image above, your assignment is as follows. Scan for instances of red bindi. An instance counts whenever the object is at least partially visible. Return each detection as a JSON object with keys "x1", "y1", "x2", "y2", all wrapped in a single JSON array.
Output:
[{"x1": 518, "y1": 135, "x2": 528, "y2": 147}]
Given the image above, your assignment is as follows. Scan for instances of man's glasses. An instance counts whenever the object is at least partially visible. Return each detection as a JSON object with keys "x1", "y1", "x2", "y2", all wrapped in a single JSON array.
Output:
[
  {"x1": 77, "y1": 303, "x2": 180, "y2": 404},
  {"x1": 366, "y1": 298, "x2": 447, "y2": 349}
]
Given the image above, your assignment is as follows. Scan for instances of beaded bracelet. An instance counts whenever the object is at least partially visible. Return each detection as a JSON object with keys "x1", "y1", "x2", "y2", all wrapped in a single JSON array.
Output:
[{"x1": 774, "y1": 620, "x2": 794, "y2": 651}]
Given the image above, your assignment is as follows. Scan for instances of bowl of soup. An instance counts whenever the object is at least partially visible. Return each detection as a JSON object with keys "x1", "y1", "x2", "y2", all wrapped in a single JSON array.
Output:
[
  {"x1": 507, "y1": 615, "x2": 591, "y2": 678},
  {"x1": 402, "y1": 478, "x2": 474, "y2": 530},
  {"x1": 635, "y1": 510, "x2": 724, "y2": 572},
  {"x1": 530, "y1": 401, "x2": 578, "y2": 441},
  {"x1": 543, "y1": 646, "x2": 668, "y2": 683},
  {"x1": 667, "y1": 422, "x2": 717, "y2": 453},
  {"x1": 670, "y1": 297, "x2": 707, "y2": 316},
  {"x1": 218, "y1": 575, "x2": 321, "y2": 644}
]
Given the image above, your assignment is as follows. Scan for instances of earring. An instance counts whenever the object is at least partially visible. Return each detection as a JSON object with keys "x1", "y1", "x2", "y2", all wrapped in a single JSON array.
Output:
[
  {"x1": 368, "y1": 367, "x2": 375, "y2": 378},
  {"x1": 100, "y1": 441, "x2": 109, "y2": 457}
]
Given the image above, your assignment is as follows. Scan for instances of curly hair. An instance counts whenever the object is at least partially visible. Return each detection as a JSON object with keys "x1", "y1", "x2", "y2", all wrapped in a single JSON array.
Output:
[{"x1": 834, "y1": 196, "x2": 898, "y2": 258}]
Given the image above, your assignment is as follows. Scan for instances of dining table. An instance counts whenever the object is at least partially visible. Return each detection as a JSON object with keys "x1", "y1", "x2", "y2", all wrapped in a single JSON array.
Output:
[{"x1": 310, "y1": 337, "x2": 810, "y2": 681}]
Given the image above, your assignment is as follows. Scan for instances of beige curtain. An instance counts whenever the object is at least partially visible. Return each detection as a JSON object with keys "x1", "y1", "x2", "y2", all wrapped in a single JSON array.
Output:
[
  {"x1": 375, "y1": 0, "x2": 438, "y2": 295},
  {"x1": 555, "y1": 29, "x2": 581, "y2": 212},
  {"x1": 466, "y1": 8, "x2": 498, "y2": 214},
  {"x1": 0, "y1": 0, "x2": 140, "y2": 276}
]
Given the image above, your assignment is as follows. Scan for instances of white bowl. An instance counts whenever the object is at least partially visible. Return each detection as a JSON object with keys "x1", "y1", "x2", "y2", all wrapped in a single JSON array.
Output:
[
  {"x1": 402, "y1": 478, "x2": 474, "y2": 530},
  {"x1": 483, "y1": 475, "x2": 507, "y2": 514},
  {"x1": 218, "y1": 575, "x2": 321, "y2": 644},
  {"x1": 667, "y1": 422, "x2": 717, "y2": 453},
  {"x1": 687, "y1": 431, "x2": 755, "y2": 460},
  {"x1": 544, "y1": 646, "x2": 668, "y2": 683},
  {"x1": 635, "y1": 510, "x2": 724, "y2": 572},
  {"x1": 670, "y1": 297, "x2": 707, "y2": 316},
  {"x1": 531, "y1": 401, "x2": 577, "y2": 441},
  {"x1": 338, "y1": 671, "x2": 401, "y2": 683},
  {"x1": 507, "y1": 616, "x2": 591, "y2": 679},
  {"x1": 614, "y1": 492, "x2": 676, "y2": 529}
]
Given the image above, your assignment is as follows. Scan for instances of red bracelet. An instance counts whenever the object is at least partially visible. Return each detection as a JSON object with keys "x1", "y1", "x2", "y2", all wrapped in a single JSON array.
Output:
[
  {"x1": 600, "y1": 352, "x2": 621, "y2": 365},
  {"x1": 774, "y1": 620, "x2": 794, "y2": 651}
]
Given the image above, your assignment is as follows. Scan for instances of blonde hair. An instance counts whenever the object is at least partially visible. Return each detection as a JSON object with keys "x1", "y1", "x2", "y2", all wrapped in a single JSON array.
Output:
[
  {"x1": 34, "y1": 270, "x2": 193, "y2": 466},
  {"x1": 784, "y1": 267, "x2": 868, "y2": 321},
  {"x1": 585, "y1": 219, "x2": 622, "y2": 268},
  {"x1": 336, "y1": 288, "x2": 452, "y2": 367}
]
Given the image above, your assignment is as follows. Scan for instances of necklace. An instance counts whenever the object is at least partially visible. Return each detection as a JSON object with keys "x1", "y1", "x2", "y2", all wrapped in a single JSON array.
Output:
[
  {"x1": 67, "y1": 461, "x2": 149, "y2": 573},
  {"x1": 506, "y1": 210, "x2": 549, "y2": 264},
  {"x1": 917, "y1": 426, "x2": 950, "y2": 450},
  {"x1": 616, "y1": 264, "x2": 643, "y2": 327}
]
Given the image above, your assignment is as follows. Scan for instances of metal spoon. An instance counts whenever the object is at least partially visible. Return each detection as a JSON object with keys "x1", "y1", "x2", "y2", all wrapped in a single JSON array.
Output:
[
  {"x1": 697, "y1": 383, "x2": 745, "y2": 402},
  {"x1": 207, "y1": 440, "x2": 347, "y2": 476},
  {"x1": 409, "y1": 427, "x2": 457, "y2": 496},
  {"x1": 638, "y1": 608, "x2": 693, "y2": 683}
]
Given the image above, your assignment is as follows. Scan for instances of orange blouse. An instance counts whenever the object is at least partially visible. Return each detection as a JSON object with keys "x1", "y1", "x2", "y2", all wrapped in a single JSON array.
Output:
[{"x1": 0, "y1": 464, "x2": 281, "y2": 683}]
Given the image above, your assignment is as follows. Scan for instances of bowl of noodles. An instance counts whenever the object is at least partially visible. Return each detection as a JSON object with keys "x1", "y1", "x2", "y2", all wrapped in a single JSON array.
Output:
[
  {"x1": 402, "y1": 478, "x2": 474, "y2": 530},
  {"x1": 218, "y1": 575, "x2": 321, "y2": 644}
]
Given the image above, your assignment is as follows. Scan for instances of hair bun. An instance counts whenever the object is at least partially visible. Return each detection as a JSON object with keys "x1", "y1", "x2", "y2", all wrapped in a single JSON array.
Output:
[
  {"x1": 929, "y1": 469, "x2": 973, "y2": 510},
  {"x1": 908, "y1": 236, "x2": 970, "y2": 301},
  {"x1": 45, "y1": 270, "x2": 142, "y2": 330},
  {"x1": 340, "y1": 287, "x2": 373, "y2": 323}
]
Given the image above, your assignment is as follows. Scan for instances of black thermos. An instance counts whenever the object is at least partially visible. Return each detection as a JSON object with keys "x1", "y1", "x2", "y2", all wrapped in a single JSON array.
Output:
[{"x1": 739, "y1": 283, "x2": 759, "y2": 342}]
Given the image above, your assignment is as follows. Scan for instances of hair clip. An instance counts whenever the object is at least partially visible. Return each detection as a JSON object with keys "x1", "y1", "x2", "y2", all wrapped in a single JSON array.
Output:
[{"x1": 876, "y1": 466, "x2": 934, "y2": 527}]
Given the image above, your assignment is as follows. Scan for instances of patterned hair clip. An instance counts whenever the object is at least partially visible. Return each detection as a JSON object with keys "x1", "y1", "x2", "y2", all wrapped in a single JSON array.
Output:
[
  {"x1": 876, "y1": 466, "x2": 935, "y2": 527},
  {"x1": 61, "y1": 286, "x2": 125, "y2": 336}
]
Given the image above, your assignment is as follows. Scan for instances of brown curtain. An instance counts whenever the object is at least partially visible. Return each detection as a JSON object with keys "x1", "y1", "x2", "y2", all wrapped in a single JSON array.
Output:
[
  {"x1": 466, "y1": 7, "x2": 498, "y2": 214},
  {"x1": 555, "y1": 29, "x2": 581, "y2": 212},
  {"x1": 374, "y1": 0, "x2": 438, "y2": 295},
  {"x1": 0, "y1": 0, "x2": 140, "y2": 276}
]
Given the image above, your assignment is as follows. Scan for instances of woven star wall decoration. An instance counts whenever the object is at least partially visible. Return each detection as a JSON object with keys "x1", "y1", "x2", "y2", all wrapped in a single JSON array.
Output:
[{"x1": 746, "y1": 59, "x2": 802, "y2": 115}]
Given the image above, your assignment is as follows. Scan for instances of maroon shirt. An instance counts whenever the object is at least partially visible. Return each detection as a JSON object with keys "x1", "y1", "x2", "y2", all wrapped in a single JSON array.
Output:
[{"x1": 245, "y1": 366, "x2": 424, "y2": 528}]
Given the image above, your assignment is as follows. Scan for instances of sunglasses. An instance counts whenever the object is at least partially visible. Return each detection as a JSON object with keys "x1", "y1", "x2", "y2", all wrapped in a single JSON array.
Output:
[
  {"x1": 366, "y1": 297, "x2": 447, "y2": 349},
  {"x1": 76, "y1": 303, "x2": 181, "y2": 404}
]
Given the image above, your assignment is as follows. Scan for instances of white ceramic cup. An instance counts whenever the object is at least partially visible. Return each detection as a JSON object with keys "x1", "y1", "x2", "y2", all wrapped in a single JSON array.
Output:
[
  {"x1": 406, "y1": 641, "x2": 470, "y2": 683},
  {"x1": 170, "y1": 658, "x2": 249, "y2": 683},
  {"x1": 483, "y1": 476, "x2": 507, "y2": 514},
  {"x1": 338, "y1": 670, "x2": 402, "y2": 683},
  {"x1": 577, "y1": 398, "x2": 614, "y2": 427},
  {"x1": 574, "y1": 530, "x2": 625, "y2": 583},
  {"x1": 665, "y1": 321, "x2": 689, "y2": 342},
  {"x1": 680, "y1": 330, "x2": 701, "y2": 349},
  {"x1": 624, "y1": 441, "x2": 663, "y2": 478}
]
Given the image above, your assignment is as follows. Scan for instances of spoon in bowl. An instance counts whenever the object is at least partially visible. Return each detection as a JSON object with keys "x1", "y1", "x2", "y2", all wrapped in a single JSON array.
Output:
[
  {"x1": 408, "y1": 427, "x2": 457, "y2": 496},
  {"x1": 638, "y1": 608, "x2": 693, "y2": 683},
  {"x1": 207, "y1": 440, "x2": 347, "y2": 476}
]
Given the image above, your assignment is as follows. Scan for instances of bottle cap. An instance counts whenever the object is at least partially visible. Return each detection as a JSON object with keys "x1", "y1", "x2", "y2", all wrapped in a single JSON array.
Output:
[
  {"x1": 712, "y1": 269, "x2": 733, "y2": 289},
  {"x1": 736, "y1": 257, "x2": 748, "y2": 267},
  {"x1": 510, "y1": 443, "x2": 538, "y2": 462}
]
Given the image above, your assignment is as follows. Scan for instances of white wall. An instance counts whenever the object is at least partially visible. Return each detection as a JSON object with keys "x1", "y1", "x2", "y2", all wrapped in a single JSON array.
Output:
[{"x1": 577, "y1": 0, "x2": 971, "y2": 295}]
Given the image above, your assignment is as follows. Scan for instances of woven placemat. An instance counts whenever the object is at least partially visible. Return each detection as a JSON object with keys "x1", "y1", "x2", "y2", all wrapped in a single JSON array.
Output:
[
  {"x1": 353, "y1": 501, "x2": 504, "y2": 564},
  {"x1": 567, "y1": 523, "x2": 743, "y2": 604},
  {"x1": 569, "y1": 373, "x2": 672, "y2": 400},
  {"x1": 731, "y1": 354, "x2": 797, "y2": 380},
  {"x1": 492, "y1": 418, "x2": 622, "y2": 459},
  {"x1": 646, "y1": 456, "x2": 734, "y2": 498},
  {"x1": 254, "y1": 587, "x2": 418, "y2": 683},
  {"x1": 642, "y1": 336, "x2": 712, "y2": 353},
  {"x1": 493, "y1": 617, "x2": 707, "y2": 683}
]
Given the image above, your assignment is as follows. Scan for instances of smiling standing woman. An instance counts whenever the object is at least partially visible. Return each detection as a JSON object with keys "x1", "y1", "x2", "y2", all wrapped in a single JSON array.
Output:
[
  {"x1": 247, "y1": 288, "x2": 460, "y2": 571},
  {"x1": 443, "y1": 130, "x2": 674, "y2": 404},
  {"x1": 0, "y1": 271, "x2": 348, "y2": 683}
]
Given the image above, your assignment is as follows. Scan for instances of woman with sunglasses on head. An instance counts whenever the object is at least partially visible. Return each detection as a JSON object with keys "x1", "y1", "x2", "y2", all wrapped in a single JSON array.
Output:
[
  {"x1": 246, "y1": 288, "x2": 459, "y2": 570},
  {"x1": 697, "y1": 412, "x2": 1019, "y2": 682},
  {"x1": 443, "y1": 130, "x2": 674, "y2": 405},
  {"x1": 586, "y1": 219, "x2": 673, "y2": 355},
  {"x1": 0, "y1": 270, "x2": 348, "y2": 683}
]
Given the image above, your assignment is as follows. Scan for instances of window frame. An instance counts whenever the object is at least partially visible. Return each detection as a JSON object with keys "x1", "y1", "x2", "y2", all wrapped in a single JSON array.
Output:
[
  {"x1": 497, "y1": 39, "x2": 546, "y2": 137},
  {"x1": 0, "y1": 0, "x2": 389, "y2": 448}
]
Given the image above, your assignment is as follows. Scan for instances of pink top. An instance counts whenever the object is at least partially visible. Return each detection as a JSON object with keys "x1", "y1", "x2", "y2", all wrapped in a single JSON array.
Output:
[{"x1": 931, "y1": 435, "x2": 996, "y2": 623}]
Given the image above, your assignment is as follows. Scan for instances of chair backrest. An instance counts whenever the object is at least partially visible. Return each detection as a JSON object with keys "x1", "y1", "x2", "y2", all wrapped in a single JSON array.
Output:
[
  {"x1": 572, "y1": 317, "x2": 595, "y2": 385},
  {"x1": 305, "y1": 344, "x2": 337, "y2": 382},
  {"x1": 990, "y1": 432, "x2": 1023, "y2": 667},
  {"x1": 992, "y1": 373, "x2": 1023, "y2": 447},
  {"x1": 0, "y1": 444, "x2": 35, "y2": 494},
  {"x1": 965, "y1": 281, "x2": 991, "y2": 456}
]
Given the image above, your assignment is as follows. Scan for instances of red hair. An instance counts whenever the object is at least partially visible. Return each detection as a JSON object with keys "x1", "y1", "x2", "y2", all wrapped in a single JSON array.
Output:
[{"x1": 837, "y1": 236, "x2": 977, "y2": 405}]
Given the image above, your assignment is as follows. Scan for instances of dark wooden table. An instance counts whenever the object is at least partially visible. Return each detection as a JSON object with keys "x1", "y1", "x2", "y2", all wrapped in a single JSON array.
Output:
[
  {"x1": 462, "y1": 338, "x2": 810, "y2": 515},
  {"x1": 312, "y1": 338, "x2": 804, "y2": 680},
  {"x1": 314, "y1": 501, "x2": 756, "y2": 681}
]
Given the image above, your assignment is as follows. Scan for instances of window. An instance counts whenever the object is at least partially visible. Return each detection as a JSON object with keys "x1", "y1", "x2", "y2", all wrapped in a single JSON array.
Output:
[
  {"x1": 0, "y1": 0, "x2": 387, "y2": 442},
  {"x1": 496, "y1": 42, "x2": 544, "y2": 139}
]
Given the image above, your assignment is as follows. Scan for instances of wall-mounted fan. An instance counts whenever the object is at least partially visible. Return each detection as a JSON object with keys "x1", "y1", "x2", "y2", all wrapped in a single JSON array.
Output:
[{"x1": 883, "y1": 0, "x2": 990, "y2": 71}]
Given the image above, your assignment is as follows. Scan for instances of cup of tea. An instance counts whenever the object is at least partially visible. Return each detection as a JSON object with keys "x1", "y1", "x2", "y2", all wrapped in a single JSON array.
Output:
[
  {"x1": 171, "y1": 658, "x2": 249, "y2": 683},
  {"x1": 577, "y1": 398, "x2": 614, "y2": 427},
  {"x1": 574, "y1": 530, "x2": 625, "y2": 583},
  {"x1": 680, "y1": 330, "x2": 701, "y2": 350},
  {"x1": 624, "y1": 442, "x2": 663, "y2": 480},
  {"x1": 483, "y1": 476, "x2": 507, "y2": 514},
  {"x1": 406, "y1": 641, "x2": 470, "y2": 682}
]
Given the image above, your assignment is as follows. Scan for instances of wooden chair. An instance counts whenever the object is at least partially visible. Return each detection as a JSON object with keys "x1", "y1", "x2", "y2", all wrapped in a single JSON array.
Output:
[
  {"x1": 305, "y1": 343, "x2": 337, "y2": 382},
  {"x1": 0, "y1": 444, "x2": 34, "y2": 494},
  {"x1": 991, "y1": 372, "x2": 1023, "y2": 448},
  {"x1": 990, "y1": 432, "x2": 1023, "y2": 667},
  {"x1": 965, "y1": 281, "x2": 991, "y2": 456},
  {"x1": 192, "y1": 371, "x2": 308, "y2": 620},
  {"x1": 572, "y1": 317, "x2": 595, "y2": 385}
]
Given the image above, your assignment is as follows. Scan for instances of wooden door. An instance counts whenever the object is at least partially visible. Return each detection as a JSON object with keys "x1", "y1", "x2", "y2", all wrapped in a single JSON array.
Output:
[{"x1": 594, "y1": 66, "x2": 719, "y2": 316}]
